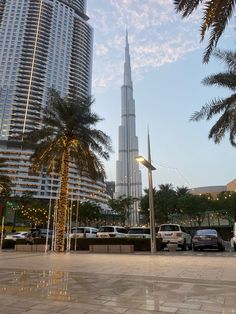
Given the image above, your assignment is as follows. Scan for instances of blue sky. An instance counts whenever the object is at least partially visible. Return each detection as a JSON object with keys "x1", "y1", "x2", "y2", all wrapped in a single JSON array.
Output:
[{"x1": 87, "y1": 0, "x2": 235, "y2": 191}]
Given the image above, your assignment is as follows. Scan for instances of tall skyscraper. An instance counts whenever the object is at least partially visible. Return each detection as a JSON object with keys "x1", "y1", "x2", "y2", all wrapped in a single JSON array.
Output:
[
  {"x1": 0, "y1": 0, "x2": 108, "y2": 203},
  {"x1": 116, "y1": 32, "x2": 142, "y2": 226}
]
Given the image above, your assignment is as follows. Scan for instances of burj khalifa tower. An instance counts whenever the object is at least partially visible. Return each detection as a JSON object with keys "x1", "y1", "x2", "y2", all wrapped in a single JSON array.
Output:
[{"x1": 115, "y1": 32, "x2": 142, "y2": 226}]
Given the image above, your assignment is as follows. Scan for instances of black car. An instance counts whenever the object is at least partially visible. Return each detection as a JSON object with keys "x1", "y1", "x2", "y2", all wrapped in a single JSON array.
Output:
[{"x1": 192, "y1": 229, "x2": 225, "y2": 251}]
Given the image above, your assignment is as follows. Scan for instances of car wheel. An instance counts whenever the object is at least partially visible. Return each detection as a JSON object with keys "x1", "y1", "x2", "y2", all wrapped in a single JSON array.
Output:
[
  {"x1": 181, "y1": 240, "x2": 187, "y2": 251},
  {"x1": 193, "y1": 245, "x2": 198, "y2": 251},
  {"x1": 188, "y1": 241, "x2": 192, "y2": 250}
]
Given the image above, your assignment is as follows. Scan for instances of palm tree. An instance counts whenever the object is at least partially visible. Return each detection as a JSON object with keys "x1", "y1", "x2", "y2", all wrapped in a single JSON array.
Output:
[
  {"x1": 174, "y1": 0, "x2": 236, "y2": 62},
  {"x1": 108, "y1": 196, "x2": 137, "y2": 225},
  {"x1": 23, "y1": 90, "x2": 112, "y2": 252},
  {"x1": 0, "y1": 158, "x2": 11, "y2": 194},
  {"x1": 190, "y1": 49, "x2": 236, "y2": 146},
  {"x1": 176, "y1": 186, "x2": 189, "y2": 197}
]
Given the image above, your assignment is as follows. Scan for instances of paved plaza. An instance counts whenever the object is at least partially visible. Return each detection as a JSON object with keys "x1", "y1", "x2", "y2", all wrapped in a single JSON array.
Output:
[{"x1": 0, "y1": 251, "x2": 236, "y2": 313}]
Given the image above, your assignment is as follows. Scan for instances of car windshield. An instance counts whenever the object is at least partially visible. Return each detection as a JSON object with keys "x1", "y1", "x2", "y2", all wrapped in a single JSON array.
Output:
[
  {"x1": 196, "y1": 229, "x2": 217, "y2": 236},
  {"x1": 160, "y1": 225, "x2": 180, "y2": 231},
  {"x1": 99, "y1": 227, "x2": 114, "y2": 232},
  {"x1": 128, "y1": 228, "x2": 150, "y2": 234},
  {"x1": 72, "y1": 228, "x2": 84, "y2": 233}
]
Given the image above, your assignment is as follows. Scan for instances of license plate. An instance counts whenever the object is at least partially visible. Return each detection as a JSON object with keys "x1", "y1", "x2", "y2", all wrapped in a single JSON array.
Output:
[
  {"x1": 164, "y1": 233, "x2": 173, "y2": 236},
  {"x1": 200, "y1": 236, "x2": 211, "y2": 240}
]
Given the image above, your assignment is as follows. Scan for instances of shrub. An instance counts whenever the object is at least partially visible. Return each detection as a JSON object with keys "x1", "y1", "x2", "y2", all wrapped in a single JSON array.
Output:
[
  {"x1": 2, "y1": 239, "x2": 15, "y2": 249},
  {"x1": 33, "y1": 238, "x2": 48, "y2": 245},
  {"x1": 69, "y1": 237, "x2": 162, "y2": 251},
  {"x1": 15, "y1": 239, "x2": 28, "y2": 245}
]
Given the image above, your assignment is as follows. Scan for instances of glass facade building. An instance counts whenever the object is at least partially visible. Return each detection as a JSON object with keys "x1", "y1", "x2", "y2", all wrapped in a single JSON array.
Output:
[{"x1": 0, "y1": 0, "x2": 107, "y2": 203}]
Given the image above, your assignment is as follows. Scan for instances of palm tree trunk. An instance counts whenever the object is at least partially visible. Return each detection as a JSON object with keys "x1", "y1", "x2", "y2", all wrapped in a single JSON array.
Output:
[{"x1": 55, "y1": 148, "x2": 70, "y2": 252}]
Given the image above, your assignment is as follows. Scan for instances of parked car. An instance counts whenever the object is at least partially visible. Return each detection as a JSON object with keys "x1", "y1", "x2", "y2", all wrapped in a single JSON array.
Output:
[
  {"x1": 70, "y1": 227, "x2": 98, "y2": 238},
  {"x1": 96, "y1": 226, "x2": 128, "y2": 238},
  {"x1": 31, "y1": 228, "x2": 53, "y2": 238},
  {"x1": 157, "y1": 224, "x2": 192, "y2": 250},
  {"x1": 127, "y1": 227, "x2": 150, "y2": 238},
  {"x1": 230, "y1": 222, "x2": 236, "y2": 251},
  {"x1": 5, "y1": 231, "x2": 33, "y2": 243},
  {"x1": 192, "y1": 229, "x2": 225, "y2": 251}
]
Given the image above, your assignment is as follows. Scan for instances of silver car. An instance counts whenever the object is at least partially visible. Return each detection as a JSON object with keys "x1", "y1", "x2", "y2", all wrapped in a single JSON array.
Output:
[
  {"x1": 192, "y1": 229, "x2": 225, "y2": 251},
  {"x1": 127, "y1": 227, "x2": 150, "y2": 238}
]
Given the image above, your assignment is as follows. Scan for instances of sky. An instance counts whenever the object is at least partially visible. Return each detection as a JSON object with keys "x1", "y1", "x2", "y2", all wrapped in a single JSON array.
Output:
[{"x1": 86, "y1": 0, "x2": 235, "y2": 191}]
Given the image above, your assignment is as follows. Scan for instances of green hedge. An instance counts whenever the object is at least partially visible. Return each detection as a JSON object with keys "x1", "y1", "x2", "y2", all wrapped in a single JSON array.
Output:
[
  {"x1": 15, "y1": 239, "x2": 31, "y2": 245},
  {"x1": 3, "y1": 237, "x2": 162, "y2": 252},
  {"x1": 69, "y1": 237, "x2": 162, "y2": 251},
  {"x1": 33, "y1": 238, "x2": 49, "y2": 245},
  {"x1": 2, "y1": 239, "x2": 15, "y2": 249}
]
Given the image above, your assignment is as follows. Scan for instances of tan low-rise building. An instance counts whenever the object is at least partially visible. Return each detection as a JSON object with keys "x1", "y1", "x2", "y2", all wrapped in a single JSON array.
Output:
[{"x1": 189, "y1": 178, "x2": 236, "y2": 199}]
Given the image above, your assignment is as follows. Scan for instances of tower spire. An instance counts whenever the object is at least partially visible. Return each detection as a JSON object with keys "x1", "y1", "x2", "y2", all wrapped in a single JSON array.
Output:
[
  {"x1": 124, "y1": 30, "x2": 132, "y2": 86},
  {"x1": 116, "y1": 32, "x2": 142, "y2": 226}
]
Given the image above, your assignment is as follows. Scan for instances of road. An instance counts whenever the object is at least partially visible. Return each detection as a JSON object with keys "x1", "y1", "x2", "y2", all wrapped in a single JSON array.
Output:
[{"x1": 0, "y1": 250, "x2": 236, "y2": 313}]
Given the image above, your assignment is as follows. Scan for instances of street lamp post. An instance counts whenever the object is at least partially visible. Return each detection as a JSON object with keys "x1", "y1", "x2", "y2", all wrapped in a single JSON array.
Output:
[{"x1": 135, "y1": 132, "x2": 156, "y2": 254}]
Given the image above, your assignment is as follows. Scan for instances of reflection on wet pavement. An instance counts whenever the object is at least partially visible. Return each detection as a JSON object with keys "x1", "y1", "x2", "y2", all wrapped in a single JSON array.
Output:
[{"x1": 0, "y1": 268, "x2": 236, "y2": 313}]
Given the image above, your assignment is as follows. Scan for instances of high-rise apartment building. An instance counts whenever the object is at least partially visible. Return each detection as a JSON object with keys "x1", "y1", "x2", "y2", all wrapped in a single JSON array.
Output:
[
  {"x1": 0, "y1": 0, "x2": 107, "y2": 203},
  {"x1": 116, "y1": 32, "x2": 142, "y2": 226}
]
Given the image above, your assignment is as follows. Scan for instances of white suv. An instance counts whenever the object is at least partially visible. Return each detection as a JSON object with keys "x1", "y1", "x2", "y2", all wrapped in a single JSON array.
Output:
[
  {"x1": 70, "y1": 227, "x2": 98, "y2": 238},
  {"x1": 157, "y1": 224, "x2": 192, "y2": 250},
  {"x1": 96, "y1": 226, "x2": 128, "y2": 238}
]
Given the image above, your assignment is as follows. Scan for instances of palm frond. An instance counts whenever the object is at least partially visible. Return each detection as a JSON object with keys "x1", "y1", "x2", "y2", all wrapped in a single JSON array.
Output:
[
  {"x1": 190, "y1": 94, "x2": 236, "y2": 122},
  {"x1": 208, "y1": 110, "x2": 232, "y2": 143},
  {"x1": 202, "y1": 73, "x2": 236, "y2": 90},
  {"x1": 213, "y1": 49, "x2": 236, "y2": 72},
  {"x1": 30, "y1": 136, "x2": 64, "y2": 173},
  {"x1": 229, "y1": 123, "x2": 236, "y2": 146},
  {"x1": 201, "y1": 1, "x2": 236, "y2": 63},
  {"x1": 174, "y1": 0, "x2": 202, "y2": 17},
  {"x1": 174, "y1": 0, "x2": 236, "y2": 63},
  {"x1": 23, "y1": 90, "x2": 112, "y2": 181}
]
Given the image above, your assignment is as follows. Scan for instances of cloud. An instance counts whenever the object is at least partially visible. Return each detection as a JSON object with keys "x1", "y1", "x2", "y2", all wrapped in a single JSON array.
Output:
[
  {"x1": 87, "y1": 0, "x2": 202, "y2": 89},
  {"x1": 95, "y1": 44, "x2": 109, "y2": 56}
]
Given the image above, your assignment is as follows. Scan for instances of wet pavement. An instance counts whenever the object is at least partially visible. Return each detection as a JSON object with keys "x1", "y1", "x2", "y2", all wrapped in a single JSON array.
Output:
[{"x1": 0, "y1": 251, "x2": 236, "y2": 313}]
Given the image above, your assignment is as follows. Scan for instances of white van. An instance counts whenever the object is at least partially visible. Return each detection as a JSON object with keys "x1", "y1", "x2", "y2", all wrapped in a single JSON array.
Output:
[
  {"x1": 70, "y1": 227, "x2": 98, "y2": 238},
  {"x1": 96, "y1": 226, "x2": 128, "y2": 238}
]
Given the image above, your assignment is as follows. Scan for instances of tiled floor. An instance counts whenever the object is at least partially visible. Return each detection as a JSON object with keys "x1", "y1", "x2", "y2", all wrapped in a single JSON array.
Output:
[{"x1": 0, "y1": 251, "x2": 236, "y2": 313}]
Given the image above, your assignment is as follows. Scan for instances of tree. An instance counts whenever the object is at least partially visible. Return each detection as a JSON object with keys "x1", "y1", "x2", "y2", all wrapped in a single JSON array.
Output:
[
  {"x1": 174, "y1": 0, "x2": 236, "y2": 63},
  {"x1": 108, "y1": 196, "x2": 136, "y2": 225},
  {"x1": 177, "y1": 194, "x2": 212, "y2": 226},
  {"x1": 75, "y1": 201, "x2": 102, "y2": 225},
  {"x1": 22, "y1": 90, "x2": 111, "y2": 252},
  {"x1": 0, "y1": 157, "x2": 11, "y2": 195},
  {"x1": 214, "y1": 191, "x2": 236, "y2": 222},
  {"x1": 140, "y1": 184, "x2": 177, "y2": 225},
  {"x1": 17, "y1": 201, "x2": 49, "y2": 227},
  {"x1": 176, "y1": 186, "x2": 189, "y2": 197},
  {"x1": 157, "y1": 184, "x2": 177, "y2": 221},
  {"x1": 190, "y1": 50, "x2": 236, "y2": 146}
]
